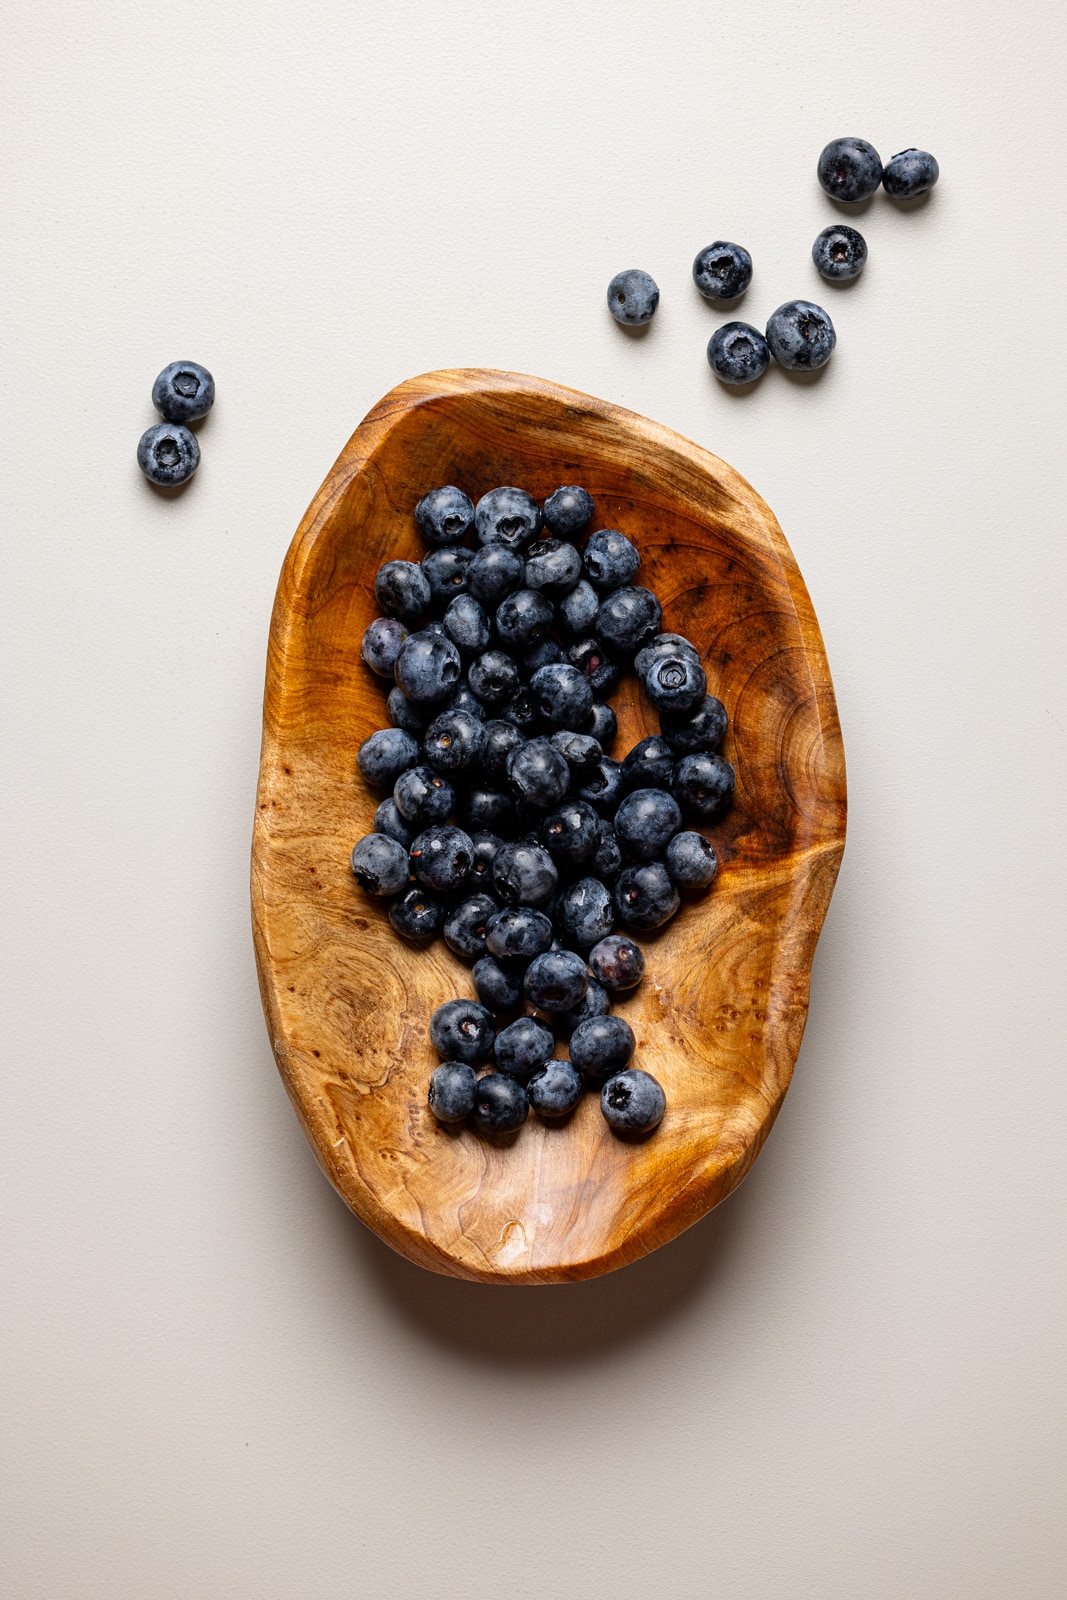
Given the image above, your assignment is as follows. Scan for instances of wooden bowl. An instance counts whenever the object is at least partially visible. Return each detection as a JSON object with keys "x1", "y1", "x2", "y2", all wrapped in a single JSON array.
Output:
[{"x1": 251, "y1": 369, "x2": 846, "y2": 1283}]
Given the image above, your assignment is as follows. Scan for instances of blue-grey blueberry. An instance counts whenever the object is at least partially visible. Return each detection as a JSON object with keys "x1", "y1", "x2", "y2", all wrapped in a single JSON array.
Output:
[
  {"x1": 415, "y1": 485, "x2": 474, "y2": 545},
  {"x1": 558, "y1": 578, "x2": 600, "y2": 638},
  {"x1": 427, "y1": 1061, "x2": 478, "y2": 1123},
  {"x1": 350, "y1": 833, "x2": 410, "y2": 896},
  {"x1": 634, "y1": 633, "x2": 700, "y2": 681},
  {"x1": 614, "y1": 787, "x2": 682, "y2": 860},
  {"x1": 542, "y1": 485, "x2": 594, "y2": 540},
  {"x1": 692, "y1": 241, "x2": 752, "y2": 301},
  {"x1": 576, "y1": 756, "x2": 625, "y2": 816},
  {"x1": 423, "y1": 709, "x2": 485, "y2": 774},
  {"x1": 430, "y1": 998, "x2": 495, "y2": 1066},
  {"x1": 495, "y1": 588, "x2": 554, "y2": 648},
  {"x1": 506, "y1": 738, "x2": 570, "y2": 809},
  {"x1": 375, "y1": 559, "x2": 431, "y2": 623},
  {"x1": 549, "y1": 730, "x2": 602, "y2": 780},
  {"x1": 607, "y1": 269, "x2": 659, "y2": 325},
  {"x1": 554, "y1": 876, "x2": 615, "y2": 949},
  {"x1": 387, "y1": 687, "x2": 427, "y2": 734},
  {"x1": 361, "y1": 616, "x2": 408, "y2": 677},
  {"x1": 152, "y1": 360, "x2": 215, "y2": 423},
  {"x1": 493, "y1": 1016, "x2": 554, "y2": 1081},
  {"x1": 584, "y1": 701, "x2": 618, "y2": 749},
  {"x1": 421, "y1": 546, "x2": 472, "y2": 608},
  {"x1": 707, "y1": 322, "x2": 771, "y2": 385},
  {"x1": 527, "y1": 1059, "x2": 583, "y2": 1118},
  {"x1": 556, "y1": 975, "x2": 611, "y2": 1035},
  {"x1": 393, "y1": 764, "x2": 454, "y2": 826},
  {"x1": 373, "y1": 796, "x2": 414, "y2": 849},
  {"x1": 644, "y1": 653, "x2": 707, "y2": 713},
  {"x1": 541, "y1": 798, "x2": 600, "y2": 865},
  {"x1": 468, "y1": 544, "x2": 524, "y2": 608},
  {"x1": 393, "y1": 631, "x2": 462, "y2": 704},
  {"x1": 588, "y1": 934, "x2": 645, "y2": 992},
  {"x1": 664, "y1": 830, "x2": 718, "y2": 889},
  {"x1": 472, "y1": 955, "x2": 524, "y2": 1014},
  {"x1": 388, "y1": 885, "x2": 445, "y2": 941},
  {"x1": 812, "y1": 224, "x2": 867, "y2": 281},
  {"x1": 443, "y1": 593, "x2": 490, "y2": 658},
  {"x1": 524, "y1": 949, "x2": 589, "y2": 1013},
  {"x1": 613, "y1": 863, "x2": 680, "y2": 930},
  {"x1": 475, "y1": 487, "x2": 542, "y2": 552},
  {"x1": 595, "y1": 586, "x2": 662, "y2": 653},
  {"x1": 817, "y1": 137, "x2": 883, "y2": 203},
  {"x1": 469, "y1": 651, "x2": 521, "y2": 710},
  {"x1": 492, "y1": 841, "x2": 558, "y2": 908},
  {"x1": 621, "y1": 736, "x2": 675, "y2": 793},
  {"x1": 672, "y1": 751, "x2": 736, "y2": 819},
  {"x1": 659, "y1": 694, "x2": 728, "y2": 754},
  {"x1": 601, "y1": 1068, "x2": 665, "y2": 1134},
  {"x1": 443, "y1": 892, "x2": 499, "y2": 960},
  {"x1": 524, "y1": 539, "x2": 582, "y2": 598},
  {"x1": 531, "y1": 662, "x2": 594, "y2": 731},
  {"x1": 583, "y1": 529, "x2": 640, "y2": 592},
  {"x1": 471, "y1": 1072, "x2": 529, "y2": 1134},
  {"x1": 485, "y1": 905, "x2": 553, "y2": 962},
  {"x1": 137, "y1": 422, "x2": 200, "y2": 486},
  {"x1": 409, "y1": 825, "x2": 475, "y2": 892},
  {"x1": 357, "y1": 727, "x2": 419, "y2": 789},
  {"x1": 570, "y1": 1015, "x2": 635, "y2": 1084},
  {"x1": 882, "y1": 148, "x2": 939, "y2": 199},
  {"x1": 765, "y1": 301, "x2": 836, "y2": 371}
]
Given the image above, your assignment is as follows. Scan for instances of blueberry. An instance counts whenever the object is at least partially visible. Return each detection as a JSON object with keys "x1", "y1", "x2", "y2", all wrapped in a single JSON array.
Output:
[
  {"x1": 386, "y1": 686, "x2": 428, "y2": 735},
  {"x1": 443, "y1": 892, "x2": 500, "y2": 960},
  {"x1": 388, "y1": 886, "x2": 445, "y2": 941},
  {"x1": 590, "y1": 818, "x2": 623, "y2": 882},
  {"x1": 151, "y1": 361, "x2": 214, "y2": 425},
  {"x1": 493, "y1": 1016, "x2": 554, "y2": 1080},
  {"x1": 584, "y1": 702, "x2": 618, "y2": 749},
  {"x1": 555, "y1": 975, "x2": 611, "y2": 1035},
  {"x1": 468, "y1": 544, "x2": 525, "y2": 608},
  {"x1": 812, "y1": 224, "x2": 867, "y2": 282},
  {"x1": 765, "y1": 301, "x2": 836, "y2": 371},
  {"x1": 644, "y1": 653, "x2": 707, "y2": 713},
  {"x1": 506, "y1": 738, "x2": 570, "y2": 809},
  {"x1": 444, "y1": 680, "x2": 486, "y2": 721},
  {"x1": 633, "y1": 633, "x2": 700, "y2": 682},
  {"x1": 430, "y1": 998, "x2": 495, "y2": 1065},
  {"x1": 665, "y1": 830, "x2": 718, "y2": 889},
  {"x1": 576, "y1": 756, "x2": 625, "y2": 815},
  {"x1": 443, "y1": 593, "x2": 491, "y2": 658},
  {"x1": 415, "y1": 485, "x2": 475, "y2": 546},
  {"x1": 471, "y1": 1072, "x2": 529, "y2": 1134},
  {"x1": 427, "y1": 1061, "x2": 478, "y2": 1123},
  {"x1": 475, "y1": 487, "x2": 542, "y2": 552},
  {"x1": 549, "y1": 730, "x2": 603, "y2": 780},
  {"x1": 558, "y1": 579, "x2": 600, "y2": 638},
  {"x1": 472, "y1": 955, "x2": 524, "y2": 1014},
  {"x1": 564, "y1": 637, "x2": 620, "y2": 698},
  {"x1": 527, "y1": 1059, "x2": 583, "y2": 1118},
  {"x1": 692, "y1": 241, "x2": 753, "y2": 302},
  {"x1": 607, "y1": 269, "x2": 659, "y2": 325},
  {"x1": 542, "y1": 485, "x2": 594, "y2": 540},
  {"x1": 570, "y1": 1015, "x2": 635, "y2": 1084},
  {"x1": 520, "y1": 639, "x2": 564, "y2": 678},
  {"x1": 659, "y1": 694, "x2": 728, "y2": 754},
  {"x1": 882, "y1": 147, "x2": 939, "y2": 199},
  {"x1": 492, "y1": 841, "x2": 558, "y2": 908},
  {"x1": 468, "y1": 831, "x2": 504, "y2": 888},
  {"x1": 708, "y1": 322, "x2": 771, "y2": 386},
  {"x1": 672, "y1": 751, "x2": 736, "y2": 818},
  {"x1": 393, "y1": 764, "x2": 455, "y2": 826},
  {"x1": 136, "y1": 422, "x2": 200, "y2": 486},
  {"x1": 595, "y1": 586, "x2": 662, "y2": 654},
  {"x1": 484, "y1": 905, "x2": 553, "y2": 962},
  {"x1": 462, "y1": 786, "x2": 515, "y2": 834},
  {"x1": 554, "y1": 877, "x2": 615, "y2": 950},
  {"x1": 530, "y1": 663, "x2": 594, "y2": 731},
  {"x1": 588, "y1": 933, "x2": 646, "y2": 992},
  {"x1": 357, "y1": 727, "x2": 419, "y2": 790},
  {"x1": 350, "y1": 832, "x2": 411, "y2": 896},
  {"x1": 480, "y1": 717, "x2": 525, "y2": 778},
  {"x1": 613, "y1": 863, "x2": 680, "y2": 930},
  {"x1": 409, "y1": 824, "x2": 474, "y2": 892},
  {"x1": 817, "y1": 137, "x2": 883, "y2": 203},
  {"x1": 525, "y1": 539, "x2": 583, "y2": 598},
  {"x1": 601, "y1": 1068, "x2": 665, "y2": 1134},
  {"x1": 614, "y1": 787, "x2": 682, "y2": 860},
  {"x1": 495, "y1": 588, "x2": 554, "y2": 648},
  {"x1": 373, "y1": 796, "x2": 414, "y2": 848},
  {"x1": 374, "y1": 559, "x2": 431, "y2": 623},
  {"x1": 621, "y1": 736, "x2": 675, "y2": 792},
  {"x1": 501, "y1": 685, "x2": 539, "y2": 733},
  {"x1": 421, "y1": 546, "x2": 472, "y2": 609},
  {"x1": 469, "y1": 650, "x2": 521, "y2": 709},
  {"x1": 394, "y1": 631, "x2": 462, "y2": 704},
  {"x1": 524, "y1": 950, "x2": 589, "y2": 1013},
  {"x1": 361, "y1": 616, "x2": 408, "y2": 677},
  {"x1": 541, "y1": 798, "x2": 600, "y2": 864},
  {"x1": 583, "y1": 529, "x2": 640, "y2": 592},
  {"x1": 423, "y1": 709, "x2": 485, "y2": 774}
]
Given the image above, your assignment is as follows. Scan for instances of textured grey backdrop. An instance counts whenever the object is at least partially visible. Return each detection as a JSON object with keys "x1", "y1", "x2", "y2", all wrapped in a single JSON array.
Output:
[{"x1": 3, "y1": 2, "x2": 1065, "y2": 1595}]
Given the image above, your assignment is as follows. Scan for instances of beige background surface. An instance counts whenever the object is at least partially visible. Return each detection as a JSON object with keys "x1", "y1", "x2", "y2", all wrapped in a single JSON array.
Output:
[{"x1": 3, "y1": 2, "x2": 1065, "y2": 1596}]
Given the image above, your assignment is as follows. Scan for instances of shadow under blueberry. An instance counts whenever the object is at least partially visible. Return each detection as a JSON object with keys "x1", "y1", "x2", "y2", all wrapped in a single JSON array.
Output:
[{"x1": 611, "y1": 316, "x2": 655, "y2": 341}]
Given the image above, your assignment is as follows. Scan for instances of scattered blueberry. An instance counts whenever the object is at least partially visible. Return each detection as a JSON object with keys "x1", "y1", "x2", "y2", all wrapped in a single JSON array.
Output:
[
  {"x1": 393, "y1": 764, "x2": 455, "y2": 826},
  {"x1": 692, "y1": 241, "x2": 752, "y2": 302},
  {"x1": 386, "y1": 686, "x2": 428, "y2": 735},
  {"x1": 614, "y1": 787, "x2": 682, "y2": 860},
  {"x1": 485, "y1": 905, "x2": 554, "y2": 963},
  {"x1": 525, "y1": 539, "x2": 583, "y2": 598},
  {"x1": 531, "y1": 663, "x2": 594, "y2": 731},
  {"x1": 613, "y1": 863, "x2": 680, "y2": 930},
  {"x1": 373, "y1": 796, "x2": 414, "y2": 849},
  {"x1": 394, "y1": 631, "x2": 462, "y2": 704},
  {"x1": 817, "y1": 136, "x2": 883, "y2": 203},
  {"x1": 409, "y1": 824, "x2": 474, "y2": 892},
  {"x1": 152, "y1": 360, "x2": 215, "y2": 425},
  {"x1": 506, "y1": 737, "x2": 570, "y2": 809},
  {"x1": 361, "y1": 616, "x2": 408, "y2": 677},
  {"x1": 475, "y1": 487, "x2": 542, "y2": 552},
  {"x1": 388, "y1": 886, "x2": 445, "y2": 941},
  {"x1": 462, "y1": 785, "x2": 515, "y2": 834},
  {"x1": 570, "y1": 1015, "x2": 635, "y2": 1084},
  {"x1": 707, "y1": 322, "x2": 771, "y2": 386},
  {"x1": 601, "y1": 1069, "x2": 666, "y2": 1135},
  {"x1": 672, "y1": 751, "x2": 736, "y2": 819},
  {"x1": 576, "y1": 756, "x2": 626, "y2": 816},
  {"x1": 468, "y1": 830, "x2": 504, "y2": 886},
  {"x1": 564, "y1": 636, "x2": 620, "y2": 698},
  {"x1": 633, "y1": 633, "x2": 700, "y2": 682},
  {"x1": 375, "y1": 560, "x2": 431, "y2": 623},
  {"x1": 812, "y1": 224, "x2": 867, "y2": 282},
  {"x1": 349, "y1": 833, "x2": 411, "y2": 896},
  {"x1": 556, "y1": 975, "x2": 612, "y2": 1035},
  {"x1": 621, "y1": 735, "x2": 675, "y2": 793},
  {"x1": 584, "y1": 701, "x2": 618, "y2": 749},
  {"x1": 468, "y1": 543, "x2": 525, "y2": 608},
  {"x1": 493, "y1": 1016, "x2": 555, "y2": 1081},
  {"x1": 524, "y1": 949, "x2": 590, "y2": 1012},
  {"x1": 443, "y1": 893, "x2": 499, "y2": 960},
  {"x1": 527, "y1": 1059, "x2": 583, "y2": 1118},
  {"x1": 415, "y1": 485, "x2": 475, "y2": 545},
  {"x1": 882, "y1": 148, "x2": 939, "y2": 199},
  {"x1": 430, "y1": 999, "x2": 495, "y2": 1066},
  {"x1": 549, "y1": 730, "x2": 603, "y2": 780},
  {"x1": 588, "y1": 934, "x2": 646, "y2": 992},
  {"x1": 471, "y1": 1072, "x2": 529, "y2": 1134},
  {"x1": 472, "y1": 955, "x2": 524, "y2": 1014},
  {"x1": 583, "y1": 529, "x2": 640, "y2": 592},
  {"x1": 558, "y1": 579, "x2": 600, "y2": 638},
  {"x1": 421, "y1": 545, "x2": 472, "y2": 607},
  {"x1": 137, "y1": 422, "x2": 200, "y2": 487},
  {"x1": 541, "y1": 798, "x2": 600, "y2": 865},
  {"x1": 423, "y1": 709, "x2": 485, "y2": 774},
  {"x1": 554, "y1": 876, "x2": 615, "y2": 949},
  {"x1": 445, "y1": 680, "x2": 486, "y2": 721},
  {"x1": 495, "y1": 588, "x2": 554, "y2": 648},
  {"x1": 521, "y1": 638, "x2": 564, "y2": 677},
  {"x1": 590, "y1": 818, "x2": 623, "y2": 883},
  {"x1": 664, "y1": 830, "x2": 719, "y2": 889},
  {"x1": 492, "y1": 841, "x2": 558, "y2": 908},
  {"x1": 644, "y1": 653, "x2": 707, "y2": 713},
  {"x1": 765, "y1": 301, "x2": 836, "y2": 371},
  {"x1": 659, "y1": 694, "x2": 728, "y2": 754},
  {"x1": 427, "y1": 1062, "x2": 478, "y2": 1124},
  {"x1": 607, "y1": 269, "x2": 659, "y2": 325},
  {"x1": 595, "y1": 586, "x2": 662, "y2": 654},
  {"x1": 469, "y1": 650, "x2": 522, "y2": 709},
  {"x1": 357, "y1": 727, "x2": 419, "y2": 790},
  {"x1": 443, "y1": 593, "x2": 491, "y2": 658},
  {"x1": 542, "y1": 485, "x2": 594, "y2": 540}
]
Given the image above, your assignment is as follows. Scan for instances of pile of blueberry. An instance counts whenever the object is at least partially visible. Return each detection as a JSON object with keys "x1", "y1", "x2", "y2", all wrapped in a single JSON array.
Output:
[
  {"x1": 136, "y1": 361, "x2": 214, "y2": 487},
  {"x1": 608, "y1": 136, "x2": 940, "y2": 385},
  {"x1": 347, "y1": 483, "x2": 735, "y2": 1139}
]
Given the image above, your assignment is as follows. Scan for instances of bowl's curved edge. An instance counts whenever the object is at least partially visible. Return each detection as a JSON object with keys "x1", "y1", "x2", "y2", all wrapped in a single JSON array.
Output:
[{"x1": 251, "y1": 368, "x2": 847, "y2": 1284}]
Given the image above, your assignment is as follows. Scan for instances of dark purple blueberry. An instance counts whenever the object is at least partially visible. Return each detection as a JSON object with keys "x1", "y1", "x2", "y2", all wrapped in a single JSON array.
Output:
[
  {"x1": 393, "y1": 764, "x2": 454, "y2": 827},
  {"x1": 374, "y1": 560, "x2": 431, "y2": 623},
  {"x1": 427, "y1": 1061, "x2": 478, "y2": 1123},
  {"x1": 442, "y1": 594, "x2": 490, "y2": 658},
  {"x1": 443, "y1": 892, "x2": 500, "y2": 960},
  {"x1": 633, "y1": 633, "x2": 701, "y2": 682},
  {"x1": 882, "y1": 147, "x2": 938, "y2": 199},
  {"x1": 601, "y1": 1069, "x2": 665, "y2": 1134},
  {"x1": 588, "y1": 934, "x2": 645, "y2": 992},
  {"x1": 590, "y1": 818, "x2": 623, "y2": 882},
  {"x1": 542, "y1": 485, "x2": 594, "y2": 540},
  {"x1": 361, "y1": 617, "x2": 409, "y2": 677},
  {"x1": 492, "y1": 841, "x2": 558, "y2": 908},
  {"x1": 388, "y1": 886, "x2": 445, "y2": 941},
  {"x1": 558, "y1": 579, "x2": 600, "y2": 638},
  {"x1": 468, "y1": 649, "x2": 521, "y2": 709},
  {"x1": 421, "y1": 546, "x2": 472, "y2": 609},
  {"x1": 430, "y1": 998, "x2": 495, "y2": 1066},
  {"x1": 506, "y1": 738, "x2": 569, "y2": 809},
  {"x1": 707, "y1": 322, "x2": 771, "y2": 385},
  {"x1": 394, "y1": 631, "x2": 462, "y2": 705},
  {"x1": 136, "y1": 422, "x2": 199, "y2": 486},
  {"x1": 409, "y1": 824, "x2": 474, "y2": 892},
  {"x1": 423, "y1": 709, "x2": 485, "y2": 774},
  {"x1": 549, "y1": 730, "x2": 602, "y2": 780},
  {"x1": 659, "y1": 694, "x2": 728, "y2": 754},
  {"x1": 766, "y1": 301, "x2": 836, "y2": 371},
  {"x1": 444, "y1": 680, "x2": 486, "y2": 721},
  {"x1": 607, "y1": 268, "x2": 659, "y2": 325},
  {"x1": 462, "y1": 786, "x2": 514, "y2": 834},
  {"x1": 468, "y1": 543, "x2": 524, "y2": 609},
  {"x1": 613, "y1": 863, "x2": 680, "y2": 930},
  {"x1": 555, "y1": 975, "x2": 611, "y2": 1035},
  {"x1": 570, "y1": 1015, "x2": 635, "y2": 1084},
  {"x1": 531, "y1": 662, "x2": 594, "y2": 731},
  {"x1": 501, "y1": 685, "x2": 539, "y2": 732},
  {"x1": 493, "y1": 1015, "x2": 555, "y2": 1080},
  {"x1": 541, "y1": 798, "x2": 600, "y2": 865},
  {"x1": 472, "y1": 1072, "x2": 529, "y2": 1133},
  {"x1": 644, "y1": 653, "x2": 707, "y2": 713},
  {"x1": 472, "y1": 955, "x2": 524, "y2": 1014},
  {"x1": 387, "y1": 686, "x2": 427, "y2": 735},
  {"x1": 495, "y1": 588, "x2": 554, "y2": 648},
  {"x1": 621, "y1": 736, "x2": 675, "y2": 793},
  {"x1": 357, "y1": 727, "x2": 419, "y2": 790},
  {"x1": 349, "y1": 832, "x2": 410, "y2": 896},
  {"x1": 468, "y1": 831, "x2": 504, "y2": 888},
  {"x1": 485, "y1": 905, "x2": 554, "y2": 962},
  {"x1": 672, "y1": 751, "x2": 736, "y2": 819},
  {"x1": 576, "y1": 757, "x2": 625, "y2": 815},
  {"x1": 583, "y1": 529, "x2": 640, "y2": 593},
  {"x1": 373, "y1": 797, "x2": 413, "y2": 849},
  {"x1": 584, "y1": 702, "x2": 618, "y2": 749},
  {"x1": 564, "y1": 637, "x2": 620, "y2": 697},
  {"x1": 151, "y1": 360, "x2": 214, "y2": 424},
  {"x1": 475, "y1": 487, "x2": 542, "y2": 552},
  {"x1": 524, "y1": 539, "x2": 582, "y2": 598},
  {"x1": 527, "y1": 1059, "x2": 583, "y2": 1118},
  {"x1": 554, "y1": 877, "x2": 615, "y2": 949},
  {"x1": 524, "y1": 950, "x2": 589, "y2": 1013},
  {"x1": 692, "y1": 240, "x2": 753, "y2": 302},
  {"x1": 812, "y1": 224, "x2": 867, "y2": 282},
  {"x1": 595, "y1": 586, "x2": 662, "y2": 654},
  {"x1": 480, "y1": 718, "x2": 525, "y2": 779},
  {"x1": 664, "y1": 830, "x2": 719, "y2": 889},
  {"x1": 817, "y1": 137, "x2": 883, "y2": 203},
  {"x1": 415, "y1": 485, "x2": 475, "y2": 546},
  {"x1": 614, "y1": 787, "x2": 682, "y2": 860},
  {"x1": 520, "y1": 638, "x2": 563, "y2": 678}
]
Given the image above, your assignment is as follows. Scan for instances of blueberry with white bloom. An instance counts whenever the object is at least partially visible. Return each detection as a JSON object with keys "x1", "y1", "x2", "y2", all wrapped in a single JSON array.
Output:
[
  {"x1": 644, "y1": 653, "x2": 707, "y2": 713},
  {"x1": 527, "y1": 1059, "x2": 583, "y2": 1118},
  {"x1": 485, "y1": 905, "x2": 554, "y2": 962},
  {"x1": 443, "y1": 893, "x2": 500, "y2": 960},
  {"x1": 584, "y1": 701, "x2": 618, "y2": 749},
  {"x1": 583, "y1": 529, "x2": 640, "y2": 592},
  {"x1": 427, "y1": 1062, "x2": 478, "y2": 1123},
  {"x1": 388, "y1": 886, "x2": 445, "y2": 941},
  {"x1": 621, "y1": 736, "x2": 675, "y2": 793},
  {"x1": 817, "y1": 137, "x2": 883, "y2": 203},
  {"x1": 576, "y1": 756, "x2": 625, "y2": 815},
  {"x1": 506, "y1": 737, "x2": 570, "y2": 809},
  {"x1": 524, "y1": 539, "x2": 582, "y2": 598},
  {"x1": 422, "y1": 546, "x2": 472, "y2": 608},
  {"x1": 614, "y1": 787, "x2": 682, "y2": 860},
  {"x1": 541, "y1": 798, "x2": 600, "y2": 865},
  {"x1": 659, "y1": 694, "x2": 728, "y2": 754},
  {"x1": 549, "y1": 730, "x2": 603, "y2": 780},
  {"x1": 590, "y1": 818, "x2": 623, "y2": 883},
  {"x1": 386, "y1": 686, "x2": 427, "y2": 735},
  {"x1": 373, "y1": 797, "x2": 413, "y2": 849},
  {"x1": 588, "y1": 934, "x2": 645, "y2": 992},
  {"x1": 495, "y1": 588, "x2": 554, "y2": 648},
  {"x1": 415, "y1": 485, "x2": 475, "y2": 546},
  {"x1": 520, "y1": 638, "x2": 564, "y2": 677},
  {"x1": 493, "y1": 1016, "x2": 555, "y2": 1080},
  {"x1": 556, "y1": 975, "x2": 611, "y2": 1035},
  {"x1": 472, "y1": 1073, "x2": 529, "y2": 1134},
  {"x1": 882, "y1": 148, "x2": 939, "y2": 199},
  {"x1": 151, "y1": 360, "x2": 215, "y2": 423},
  {"x1": 444, "y1": 680, "x2": 485, "y2": 721},
  {"x1": 361, "y1": 616, "x2": 408, "y2": 677},
  {"x1": 601, "y1": 1069, "x2": 666, "y2": 1135},
  {"x1": 665, "y1": 830, "x2": 719, "y2": 889},
  {"x1": 430, "y1": 999, "x2": 495, "y2": 1066},
  {"x1": 692, "y1": 241, "x2": 752, "y2": 302},
  {"x1": 393, "y1": 764, "x2": 454, "y2": 826},
  {"x1": 468, "y1": 831, "x2": 504, "y2": 888},
  {"x1": 357, "y1": 727, "x2": 419, "y2": 789},
  {"x1": 607, "y1": 269, "x2": 659, "y2": 325},
  {"x1": 423, "y1": 709, "x2": 485, "y2": 774},
  {"x1": 672, "y1": 751, "x2": 736, "y2": 819},
  {"x1": 595, "y1": 586, "x2": 662, "y2": 653},
  {"x1": 633, "y1": 633, "x2": 701, "y2": 681},
  {"x1": 469, "y1": 650, "x2": 521, "y2": 709},
  {"x1": 554, "y1": 877, "x2": 615, "y2": 949},
  {"x1": 442, "y1": 593, "x2": 490, "y2": 658},
  {"x1": 812, "y1": 224, "x2": 867, "y2": 282},
  {"x1": 472, "y1": 955, "x2": 524, "y2": 1014},
  {"x1": 462, "y1": 786, "x2": 514, "y2": 834},
  {"x1": 564, "y1": 636, "x2": 620, "y2": 697},
  {"x1": 570, "y1": 1015, "x2": 636, "y2": 1084},
  {"x1": 137, "y1": 422, "x2": 200, "y2": 486},
  {"x1": 542, "y1": 485, "x2": 594, "y2": 540},
  {"x1": 524, "y1": 950, "x2": 589, "y2": 1013},
  {"x1": 492, "y1": 841, "x2": 558, "y2": 908},
  {"x1": 558, "y1": 578, "x2": 600, "y2": 638},
  {"x1": 394, "y1": 630, "x2": 462, "y2": 704},
  {"x1": 409, "y1": 825, "x2": 475, "y2": 892},
  {"x1": 766, "y1": 301, "x2": 836, "y2": 371},
  {"x1": 613, "y1": 863, "x2": 680, "y2": 930},
  {"x1": 374, "y1": 560, "x2": 431, "y2": 623},
  {"x1": 480, "y1": 717, "x2": 525, "y2": 778},
  {"x1": 707, "y1": 322, "x2": 771, "y2": 385},
  {"x1": 475, "y1": 487, "x2": 542, "y2": 552},
  {"x1": 468, "y1": 544, "x2": 525, "y2": 608},
  {"x1": 349, "y1": 833, "x2": 410, "y2": 896},
  {"x1": 531, "y1": 662, "x2": 594, "y2": 730}
]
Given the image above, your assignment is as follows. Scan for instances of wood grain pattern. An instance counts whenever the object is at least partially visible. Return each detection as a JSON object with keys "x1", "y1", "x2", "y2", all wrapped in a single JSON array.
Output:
[{"x1": 251, "y1": 369, "x2": 846, "y2": 1283}]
